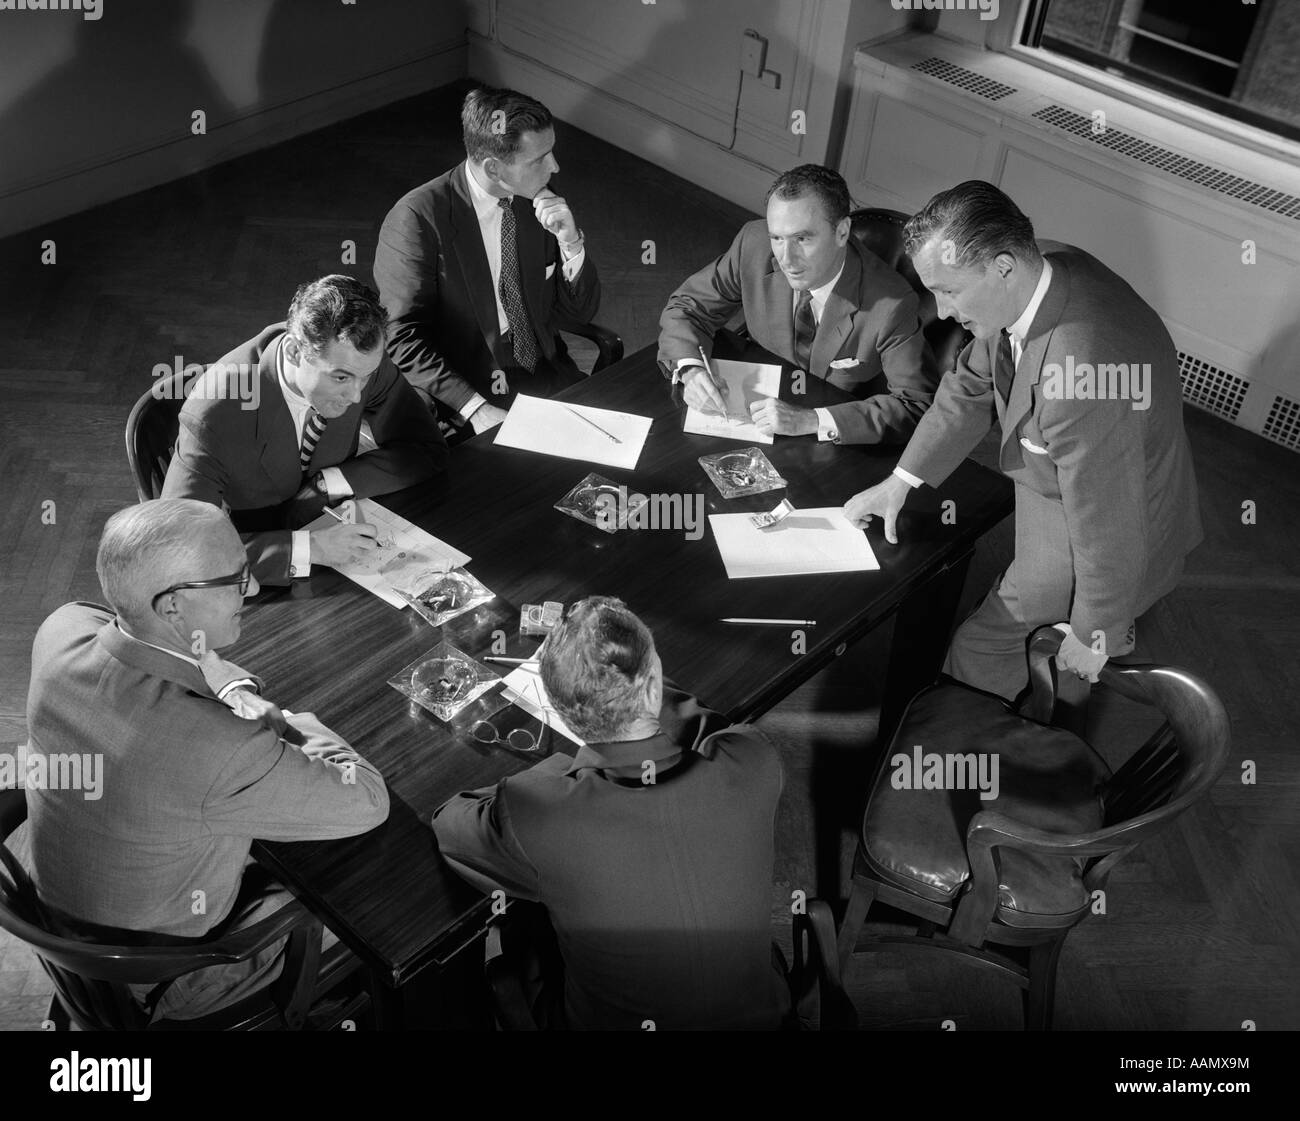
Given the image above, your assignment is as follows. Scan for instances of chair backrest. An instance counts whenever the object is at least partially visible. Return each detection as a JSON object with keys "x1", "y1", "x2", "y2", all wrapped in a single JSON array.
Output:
[
  {"x1": 124, "y1": 370, "x2": 188, "y2": 502},
  {"x1": 849, "y1": 207, "x2": 970, "y2": 375}
]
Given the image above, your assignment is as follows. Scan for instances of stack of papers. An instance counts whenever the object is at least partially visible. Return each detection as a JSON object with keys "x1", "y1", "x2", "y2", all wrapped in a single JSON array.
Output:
[
  {"x1": 683, "y1": 359, "x2": 782, "y2": 444},
  {"x1": 494, "y1": 395, "x2": 652, "y2": 470},
  {"x1": 708, "y1": 508, "x2": 879, "y2": 579}
]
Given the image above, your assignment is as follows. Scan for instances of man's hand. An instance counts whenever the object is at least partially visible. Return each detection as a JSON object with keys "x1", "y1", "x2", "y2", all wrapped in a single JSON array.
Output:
[
  {"x1": 468, "y1": 403, "x2": 509, "y2": 434},
  {"x1": 1054, "y1": 626, "x2": 1108, "y2": 682},
  {"x1": 532, "y1": 189, "x2": 580, "y2": 250},
  {"x1": 750, "y1": 397, "x2": 816, "y2": 437},
  {"x1": 680, "y1": 364, "x2": 728, "y2": 417},
  {"x1": 309, "y1": 522, "x2": 380, "y2": 568},
  {"x1": 843, "y1": 474, "x2": 912, "y2": 544},
  {"x1": 224, "y1": 687, "x2": 289, "y2": 736}
]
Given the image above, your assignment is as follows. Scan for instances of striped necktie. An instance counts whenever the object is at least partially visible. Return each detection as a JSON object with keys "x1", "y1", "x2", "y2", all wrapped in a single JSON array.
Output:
[
  {"x1": 793, "y1": 289, "x2": 816, "y2": 373},
  {"x1": 995, "y1": 331, "x2": 1015, "y2": 403},
  {"x1": 300, "y1": 408, "x2": 327, "y2": 473},
  {"x1": 498, "y1": 197, "x2": 540, "y2": 372}
]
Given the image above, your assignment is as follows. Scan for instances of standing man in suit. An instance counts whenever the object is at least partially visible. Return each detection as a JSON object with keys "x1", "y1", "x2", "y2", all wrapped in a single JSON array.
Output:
[
  {"x1": 658, "y1": 165, "x2": 938, "y2": 445},
  {"x1": 162, "y1": 274, "x2": 447, "y2": 586},
  {"x1": 373, "y1": 85, "x2": 601, "y2": 435},
  {"x1": 433, "y1": 596, "x2": 790, "y2": 1030},
  {"x1": 845, "y1": 181, "x2": 1203, "y2": 700},
  {"x1": 25, "y1": 499, "x2": 389, "y2": 1021}
]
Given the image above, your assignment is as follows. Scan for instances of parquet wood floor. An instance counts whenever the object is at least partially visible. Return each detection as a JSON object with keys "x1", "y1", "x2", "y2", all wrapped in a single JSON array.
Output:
[{"x1": 1, "y1": 83, "x2": 1296, "y2": 1032}]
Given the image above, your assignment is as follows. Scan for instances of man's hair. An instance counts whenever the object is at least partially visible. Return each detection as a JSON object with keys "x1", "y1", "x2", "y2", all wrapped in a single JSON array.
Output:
[
  {"x1": 765, "y1": 165, "x2": 851, "y2": 227},
  {"x1": 462, "y1": 85, "x2": 553, "y2": 164},
  {"x1": 903, "y1": 180, "x2": 1039, "y2": 268},
  {"x1": 540, "y1": 596, "x2": 656, "y2": 742},
  {"x1": 96, "y1": 499, "x2": 234, "y2": 626},
  {"x1": 285, "y1": 274, "x2": 388, "y2": 359}
]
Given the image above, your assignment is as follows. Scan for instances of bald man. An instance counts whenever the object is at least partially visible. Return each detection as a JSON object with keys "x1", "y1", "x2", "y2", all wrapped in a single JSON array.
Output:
[{"x1": 24, "y1": 499, "x2": 389, "y2": 1023}]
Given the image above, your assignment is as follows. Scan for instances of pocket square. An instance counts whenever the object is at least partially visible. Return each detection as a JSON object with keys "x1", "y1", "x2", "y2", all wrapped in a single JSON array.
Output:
[
  {"x1": 828, "y1": 357, "x2": 861, "y2": 369},
  {"x1": 544, "y1": 262, "x2": 557, "y2": 279},
  {"x1": 1019, "y1": 436, "x2": 1049, "y2": 455}
]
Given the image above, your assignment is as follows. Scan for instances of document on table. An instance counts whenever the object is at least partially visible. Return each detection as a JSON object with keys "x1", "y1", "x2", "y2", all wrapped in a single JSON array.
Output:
[
  {"x1": 500, "y1": 662, "x2": 586, "y2": 747},
  {"x1": 708, "y1": 507, "x2": 880, "y2": 579},
  {"x1": 683, "y1": 359, "x2": 781, "y2": 445},
  {"x1": 493, "y1": 394, "x2": 652, "y2": 470},
  {"x1": 303, "y1": 498, "x2": 471, "y2": 609}
]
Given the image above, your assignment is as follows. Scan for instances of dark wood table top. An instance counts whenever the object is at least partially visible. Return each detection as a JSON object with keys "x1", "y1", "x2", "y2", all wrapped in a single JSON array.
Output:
[{"x1": 237, "y1": 345, "x2": 1013, "y2": 985}]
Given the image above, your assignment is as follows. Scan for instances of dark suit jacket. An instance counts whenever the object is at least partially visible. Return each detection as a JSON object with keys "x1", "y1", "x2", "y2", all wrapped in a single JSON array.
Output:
[
  {"x1": 657, "y1": 220, "x2": 939, "y2": 444},
  {"x1": 432, "y1": 685, "x2": 790, "y2": 1031},
  {"x1": 373, "y1": 162, "x2": 602, "y2": 415},
  {"x1": 161, "y1": 323, "x2": 448, "y2": 585},
  {"x1": 898, "y1": 245, "x2": 1203, "y2": 651}
]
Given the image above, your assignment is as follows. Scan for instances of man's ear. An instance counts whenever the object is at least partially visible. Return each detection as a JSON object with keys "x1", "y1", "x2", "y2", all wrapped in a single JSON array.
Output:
[
  {"x1": 152, "y1": 592, "x2": 182, "y2": 631},
  {"x1": 642, "y1": 665, "x2": 663, "y2": 715},
  {"x1": 482, "y1": 157, "x2": 501, "y2": 186},
  {"x1": 993, "y1": 251, "x2": 1016, "y2": 281},
  {"x1": 835, "y1": 216, "x2": 852, "y2": 246},
  {"x1": 282, "y1": 335, "x2": 301, "y2": 367}
]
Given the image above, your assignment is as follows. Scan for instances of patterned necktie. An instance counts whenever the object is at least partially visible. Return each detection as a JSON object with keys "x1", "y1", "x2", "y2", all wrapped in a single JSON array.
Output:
[
  {"x1": 793, "y1": 289, "x2": 816, "y2": 372},
  {"x1": 995, "y1": 331, "x2": 1015, "y2": 403},
  {"x1": 498, "y1": 197, "x2": 539, "y2": 372},
  {"x1": 300, "y1": 408, "x2": 327, "y2": 473}
]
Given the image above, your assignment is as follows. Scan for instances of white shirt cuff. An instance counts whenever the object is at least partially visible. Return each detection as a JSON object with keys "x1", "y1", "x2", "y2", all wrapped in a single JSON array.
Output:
[
  {"x1": 216, "y1": 679, "x2": 259, "y2": 701},
  {"x1": 290, "y1": 530, "x2": 312, "y2": 579},
  {"x1": 459, "y1": 393, "x2": 487, "y2": 422},
  {"x1": 672, "y1": 358, "x2": 706, "y2": 385},
  {"x1": 560, "y1": 245, "x2": 585, "y2": 281},
  {"x1": 319, "y1": 466, "x2": 351, "y2": 500},
  {"x1": 892, "y1": 466, "x2": 924, "y2": 489},
  {"x1": 814, "y1": 407, "x2": 839, "y2": 443}
]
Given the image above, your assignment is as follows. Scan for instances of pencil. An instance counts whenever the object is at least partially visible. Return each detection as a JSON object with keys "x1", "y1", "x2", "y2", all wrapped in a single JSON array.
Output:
[
  {"x1": 562, "y1": 403, "x2": 622, "y2": 444},
  {"x1": 484, "y1": 656, "x2": 534, "y2": 666},
  {"x1": 721, "y1": 618, "x2": 818, "y2": 626}
]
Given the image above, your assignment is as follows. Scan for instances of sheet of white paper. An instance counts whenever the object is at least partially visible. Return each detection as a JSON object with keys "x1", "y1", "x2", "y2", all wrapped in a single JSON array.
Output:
[
  {"x1": 304, "y1": 498, "x2": 471, "y2": 608},
  {"x1": 493, "y1": 394, "x2": 652, "y2": 470},
  {"x1": 708, "y1": 507, "x2": 879, "y2": 579},
  {"x1": 683, "y1": 359, "x2": 782, "y2": 444},
  {"x1": 500, "y1": 662, "x2": 586, "y2": 747}
]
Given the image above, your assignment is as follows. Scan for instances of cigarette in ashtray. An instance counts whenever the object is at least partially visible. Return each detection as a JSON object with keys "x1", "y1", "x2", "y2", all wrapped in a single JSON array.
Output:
[{"x1": 750, "y1": 499, "x2": 795, "y2": 529}]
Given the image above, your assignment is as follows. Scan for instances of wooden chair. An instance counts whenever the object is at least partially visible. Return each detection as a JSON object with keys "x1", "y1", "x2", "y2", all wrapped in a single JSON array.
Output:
[
  {"x1": 835, "y1": 625, "x2": 1231, "y2": 1030},
  {"x1": 0, "y1": 788, "x2": 365, "y2": 1030},
  {"x1": 124, "y1": 368, "x2": 189, "y2": 501}
]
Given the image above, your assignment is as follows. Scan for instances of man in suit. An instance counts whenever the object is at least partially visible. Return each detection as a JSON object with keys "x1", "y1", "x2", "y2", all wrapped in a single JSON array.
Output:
[
  {"x1": 658, "y1": 164, "x2": 938, "y2": 445},
  {"x1": 433, "y1": 596, "x2": 790, "y2": 1031},
  {"x1": 845, "y1": 181, "x2": 1203, "y2": 700},
  {"x1": 24, "y1": 499, "x2": 389, "y2": 1021},
  {"x1": 161, "y1": 274, "x2": 447, "y2": 586},
  {"x1": 373, "y1": 85, "x2": 601, "y2": 435}
]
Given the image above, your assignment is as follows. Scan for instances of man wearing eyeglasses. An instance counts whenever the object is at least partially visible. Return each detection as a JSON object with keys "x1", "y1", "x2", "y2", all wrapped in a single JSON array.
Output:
[
  {"x1": 161, "y1": 274, "x2": 448, "y2": 585},
  {"x1": 432, "y1": 596, "x2": 790, "y2": 1030},
  {"x1": 24, "y1": 499, "x2": 389, "y2": 1022}
]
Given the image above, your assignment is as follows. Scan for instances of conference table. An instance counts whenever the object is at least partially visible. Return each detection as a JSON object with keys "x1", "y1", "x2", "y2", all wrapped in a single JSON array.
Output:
[{"x1": 233, "y1": 344, "x2": 1013, "y2": 1027}]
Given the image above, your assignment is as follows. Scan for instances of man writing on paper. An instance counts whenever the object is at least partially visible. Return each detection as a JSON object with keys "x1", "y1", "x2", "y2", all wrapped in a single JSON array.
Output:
[
  {"x1": 657, "y1": 165, "x2": 938, "y2": 445},
  {"x1": 162, "y1": 274, "x2": 448, "y2": 585},
  {"x1": 844, "y1": 181, "x2": 1202, "y2": 700},
  {"x1": 25, "y1": 499, "x2": 389, "y2": 1022},
  {"x1": 373, "y1": 85, "x2": 601, "y2": 436},
  {"x1": 433, "y1": 596, "x2": 790, "y2": 1030}
]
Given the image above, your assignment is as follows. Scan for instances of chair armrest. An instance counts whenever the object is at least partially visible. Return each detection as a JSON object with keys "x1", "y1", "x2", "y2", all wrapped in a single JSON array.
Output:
[
  {"x1": 484, "y1": 920, "x2": 540, "y2": 1031},
  {"x1": 791, "y1": 899, "x2": 858, "y2": 1030},
  {"x1": 560, "y1": 321, "x2": 623, "y2": 373}
]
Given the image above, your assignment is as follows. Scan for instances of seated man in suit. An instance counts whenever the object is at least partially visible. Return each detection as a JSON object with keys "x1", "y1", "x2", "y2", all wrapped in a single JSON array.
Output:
[
  {"x1": 433, "y1": 596, "x2": 790, "y2": 1031},
  {"x1": 161, "y1": 274, "x2": 447, "y2": 585},
  {"x1": 373, "y1": 85, "x2": 601, "y2": 435},
  {"x1": 658, "y1": 164, "x2": 939, "y2": 445},
  {"x1": 24, "y1": 499, "x2": 390, "y2": 1022},
  {"x1": 845, "y1": 180, "x2": 1203, "y2": 701}
]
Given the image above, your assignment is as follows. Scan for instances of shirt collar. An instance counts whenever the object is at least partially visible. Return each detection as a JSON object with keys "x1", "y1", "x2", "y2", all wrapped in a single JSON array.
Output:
[
  {"x1": 464, "y1": 160, "x2": 508, "y2": 221},
  {"x1": 798, "y1": 260, "x2": 846, "y2": 321},
  {"x1": 563, "y1": 730, "x2": 686, "y2": 777},
  {"x1": 1007, "y1": 257, "x2": 1053, "y2": 345},
  {"x1": 114, "y1": 619, "x2": 200, "y2": 668}
]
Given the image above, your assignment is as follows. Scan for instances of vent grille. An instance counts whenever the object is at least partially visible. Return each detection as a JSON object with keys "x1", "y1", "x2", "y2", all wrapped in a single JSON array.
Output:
[
  {"x1": 1178, "y1": 352, "x2": 1249, "y2": 422},
  {"x1": 911, "y1": 57, "x2": 1016, "y2": 102},
  {"x1": 1261, "y1": 395, "x2": 1300, "y2": 452},
  {"x1": 1032, "y1": 106, "x2": 1300, "y2": 220}
]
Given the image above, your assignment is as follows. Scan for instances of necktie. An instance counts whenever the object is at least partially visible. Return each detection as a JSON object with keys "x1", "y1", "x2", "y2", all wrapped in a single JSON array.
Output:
[
  {"x1": 793, "y1": 289, "x2": 816, "y2": 372},
  {"x1": 300, "y1": 408, "x2": 327, "y2": 473},
  {"x1": 995, "y1": 331, "x2": 1015, "y2": 403},
  {"x1": 498, "y1": 197, "x2": 539, "y2": 372}
]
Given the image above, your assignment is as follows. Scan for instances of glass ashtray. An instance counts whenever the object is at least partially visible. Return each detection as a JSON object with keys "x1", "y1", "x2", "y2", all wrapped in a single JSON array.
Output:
[
  {"x1": 397, "y1": 567, "x2": 494, "y2": 627},
  {"x1": 699, "y1": 447, "x2": 787, "y2": 498},
  {"x1": 554, "y1": 472, "x2": 648, "y2": 534},
  {"x1": 388, "y1": 642, "x2": 498, "y2": 721}
]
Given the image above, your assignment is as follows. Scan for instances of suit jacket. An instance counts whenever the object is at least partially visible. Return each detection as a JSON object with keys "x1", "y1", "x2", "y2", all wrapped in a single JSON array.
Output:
[
  {"x1": 373, "y1": 162, "x2": 602, "y2": 415},
  {"x1": 898, "y1": 245, "x2": 1203, "y2": 652},
  {"x1": 24, "y1": 603, "x2": 389, "y2": 939},
  {"x1": 161, "y1": 323, "x2": 448, "y2": 585},
  {"x1": 432, "y1": 686, "x2": 790, "y2": 1031},
  {"x1": 657, "y1": 220, "x2": 939, "y2": 444}
]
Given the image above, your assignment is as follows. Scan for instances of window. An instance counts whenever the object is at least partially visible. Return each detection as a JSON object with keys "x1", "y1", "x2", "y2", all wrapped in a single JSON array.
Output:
[{"x1": 1022, "y1": 0, "x2": 1300, "y2": 143}]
